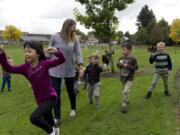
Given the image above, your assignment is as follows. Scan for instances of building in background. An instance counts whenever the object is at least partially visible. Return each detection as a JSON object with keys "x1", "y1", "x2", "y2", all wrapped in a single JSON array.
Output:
[{"x1": 0, "y1": 30, "x2": 51, "y2": 45}]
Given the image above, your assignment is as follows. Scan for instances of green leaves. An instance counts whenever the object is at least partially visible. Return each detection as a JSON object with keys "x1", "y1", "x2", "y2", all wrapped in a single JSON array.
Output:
[
  {"x1": 74, "y1": 0, "x2": 134, "y2": 42},
  {"x1": 2, "y1": 25, "x2": 22, "y2": 42},
  {"x1": 169, "y1": 19, "x2": 180, "y2": 43}
]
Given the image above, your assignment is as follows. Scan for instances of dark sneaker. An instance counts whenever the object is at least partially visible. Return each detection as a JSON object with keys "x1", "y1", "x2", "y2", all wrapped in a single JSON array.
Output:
[
  {"x1": 145, "y1": 91, "x2": 152, "y2": 99},
  {"x1": 164, "y1": 91, "x2": 171, "y2": 96},
  {"x1": 89, "y1": 98, "x2": 93, "y2": 104}
]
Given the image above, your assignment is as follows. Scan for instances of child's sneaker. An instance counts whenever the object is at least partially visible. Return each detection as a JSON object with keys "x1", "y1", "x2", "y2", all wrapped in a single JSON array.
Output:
[
  {"x1": 121, "y1": 102, "x2": 128, "y2": 113},
  {"x1": 55, "y1": 127, "x2": 60, "y2": 135},
  {"x1": 145, "y1": 91, "x2": 152, "y2": 99},
  {"x1": 164, "y1": 91, "x2": 171, "y2": 96},
  {"x1": 96, "y1": 104, "x2": 100, "y2": 111},
  {"x1": 49, "y1": 127, "x2": 56, "y2": 135},
  {"x1": 89, "y1": 99, "x2": 93, "y2": 104},
  {"x1": 69, "y1": 110, "x2": 76, "y2": 117}
]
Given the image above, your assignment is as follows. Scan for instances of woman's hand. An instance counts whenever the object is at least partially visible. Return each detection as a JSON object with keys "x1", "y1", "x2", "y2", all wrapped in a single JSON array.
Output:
[
  {"x1": 44, "y1": 47, "x2": 58, "y2": 53},
  {"x1": 79, "y1": 65, "x2": 84, "y2": 78}
]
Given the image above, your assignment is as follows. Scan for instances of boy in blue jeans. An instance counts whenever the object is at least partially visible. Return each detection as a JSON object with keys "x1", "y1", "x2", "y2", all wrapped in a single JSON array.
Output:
[{"x1": 145, "y1": 42, "x2": 172, "y2": 99}]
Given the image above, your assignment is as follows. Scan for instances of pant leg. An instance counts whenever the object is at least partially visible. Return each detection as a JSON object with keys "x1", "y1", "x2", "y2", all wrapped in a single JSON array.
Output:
[
  {"x1": 30, "y1": 100, "x2": 56, "y2": 134},
  {"x1": 88, "y1": 84, "x2": 94, "y2": 103},
  {"x1": 74, "y1": 80, "x2": 78, "y2": 96},
  {"x1": 1, "y1": 77, "x2": 7, "y2": 90},
  {"x1": 50, "y1": 76, "x2": 62, "y2": 120},
  {"x1": 162, "y1": 74, "x2": 169, "y2": 92},
  {"x1": 65, "y1": 77, "x2": 76, "y2": 110},
  {"x1": 42, "y1": 110, "x2": 55, "y2": 127},
  {"x1": 7, "y1": 76, "x2": 11, "y2": 91},
  {"x1": 93, "y1": 83, "x2": 100, "y2": 105},
  {"x1": 122, "y1": 81, "x2": 132, "y2": 103},
  {"x1": 148, "y1": 73, "x2": 161, "y2": 92}
]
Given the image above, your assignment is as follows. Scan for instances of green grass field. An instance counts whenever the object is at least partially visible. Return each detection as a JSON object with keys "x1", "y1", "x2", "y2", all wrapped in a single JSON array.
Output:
[{"x1": 0, "y1": 45, "x2": 179, "y2": 135}]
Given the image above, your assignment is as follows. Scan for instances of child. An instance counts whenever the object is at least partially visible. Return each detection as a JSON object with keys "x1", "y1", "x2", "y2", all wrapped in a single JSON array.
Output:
[
  {"x1": 102, "y1": 49, "x2": 110, "y2": 73},
  {"x1": 117, "y1": 43, "x2": 138, "y2": 113},
  {"x1": 84, "y1": 53, "x2": 103, "y2": 110},
  {"x1": 83, "y1": 56, "x2": 91, "y2": 90},
  {"x1": 0, "y1": 42, "x2": 65, "y2": 135},
  {"x1": 1, "y1": 56, "x2": 14, "y2": 92},
  {"x1": 84, "y1": 54, "x2": 103, "y2": 111},
  {"x1": 145, "y1": 42, "x2": 172, "y2": 99}
]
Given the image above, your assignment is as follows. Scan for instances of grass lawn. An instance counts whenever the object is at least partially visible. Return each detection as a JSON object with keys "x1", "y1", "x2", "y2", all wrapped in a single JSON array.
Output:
[{"x1": 0, "y1": 45, "x2": 179, "y2": 135}]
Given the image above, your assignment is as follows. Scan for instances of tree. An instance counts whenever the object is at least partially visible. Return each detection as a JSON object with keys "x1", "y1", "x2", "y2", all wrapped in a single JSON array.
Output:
[
  {"x1": 2, "y1": 25, "x2": 22, "y2": 45},
  {"x1": 74, "y1": 0, "x2": 134, "y2": 72},
  {"x1": 136, "y1": 5, "x2": 156, "y2": 30},
  {"x1": 76, "y1": 29, "x2": 88, "y2": 43},
  {"x1": 115, "y1": 31, "x2": 123, "y2": 44},
  {"x1": 150, "y1": 18, "x2": 171, "y2": 44},
  {"x1": 135, "y1": 5, "x2": 156, "y2": 45},
  {"x1": 169, "y1": 19, "x2": 180, "y2": 43},
  {"x1": 134, "y1": 27, "x2": 149, "y2": 44}
]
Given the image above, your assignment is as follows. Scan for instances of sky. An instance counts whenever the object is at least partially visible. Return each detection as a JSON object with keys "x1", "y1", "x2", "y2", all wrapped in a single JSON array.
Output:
[{"x1": 0, "y1": 0, "x2": 179, "y2": 34}]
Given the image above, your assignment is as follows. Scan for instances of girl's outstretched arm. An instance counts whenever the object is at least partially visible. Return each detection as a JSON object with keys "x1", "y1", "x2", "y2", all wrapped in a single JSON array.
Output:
[
  {"x1": 44, "y1": 47, "x2": 66, "y2": 68},
  {"x1": 0, "y1": 49, "x2": 27, "y2": 75}
]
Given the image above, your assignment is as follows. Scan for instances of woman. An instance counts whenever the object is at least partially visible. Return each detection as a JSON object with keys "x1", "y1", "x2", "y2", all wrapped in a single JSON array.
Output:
[{"x1": 49, "y1": 19, "x2": 83, "y2": 125}]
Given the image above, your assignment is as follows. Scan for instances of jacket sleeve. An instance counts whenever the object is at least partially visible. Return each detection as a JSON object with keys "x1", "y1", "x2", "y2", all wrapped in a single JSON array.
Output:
[
  {"x1": 127, "y1": 58, "x2": 138, "y2": 72},
  {"x1": 149, "y1": 54, "x2": 156, "y2": 64},
  {"x1": 167, "y1": 54, "x2": 172, "y2": 70}
]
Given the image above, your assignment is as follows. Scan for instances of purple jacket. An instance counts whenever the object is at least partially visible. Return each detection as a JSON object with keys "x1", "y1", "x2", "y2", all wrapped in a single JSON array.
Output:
[{"x1": 0, "y1": 51, "x2": 65, "y2": 105}]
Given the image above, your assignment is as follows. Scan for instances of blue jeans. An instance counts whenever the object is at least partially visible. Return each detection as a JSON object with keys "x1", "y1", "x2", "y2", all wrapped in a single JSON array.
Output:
[
  {"x1": 50, "y1": 77, "x2": 76, "y2": 120},
  {"x1": 148, "y1": 72, "x2": 169, "y2": 92},
  {"x1": 1, "y1": 76, "x2": 11, "y2": 91}
]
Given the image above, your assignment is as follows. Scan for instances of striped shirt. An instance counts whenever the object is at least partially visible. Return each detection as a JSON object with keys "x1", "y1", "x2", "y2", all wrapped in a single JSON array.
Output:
[{"x1": 149, "y1": 53, "x2": 172, "y2": 73}]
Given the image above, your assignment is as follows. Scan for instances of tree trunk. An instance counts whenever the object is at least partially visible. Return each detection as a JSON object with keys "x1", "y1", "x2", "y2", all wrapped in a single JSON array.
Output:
[{"x1": 109, "y1": 43, "x2": 115, "y2": 73}]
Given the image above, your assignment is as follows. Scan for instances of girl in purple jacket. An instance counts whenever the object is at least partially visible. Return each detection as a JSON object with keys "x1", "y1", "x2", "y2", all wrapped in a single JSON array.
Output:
[{"x1": 0, "y1": 42, "x2": 65, "y2": 135}]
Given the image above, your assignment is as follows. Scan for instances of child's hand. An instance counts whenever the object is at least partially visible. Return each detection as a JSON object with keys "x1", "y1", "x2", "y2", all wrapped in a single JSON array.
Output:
[
  {"x1": 45, "y1": 47, "x2": 58, "y2": 53},
  {"x1": 168, "y1": 70, "x2": 172, "y2": 74},
  {"x1": 79, "y1": 68, "x2": 84, "y2": 78},
  {"x1": 0, "y1": 45, "x2": 4, "y2": 54},
  {"x1": 123, "y1": 63, "x2": 128, "y2": 67}
]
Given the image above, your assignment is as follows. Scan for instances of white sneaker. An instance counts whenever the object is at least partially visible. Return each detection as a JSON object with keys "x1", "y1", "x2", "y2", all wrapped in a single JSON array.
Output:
[
  {"x1": 55, "y1": 128, "x2": 60, "y2": 135},
  {"x1": 49, "y1": 127, "x2": 56, "y2": 135},
  {"x1": 69, "y1": 110, "x2": 76, "y2": 117}
]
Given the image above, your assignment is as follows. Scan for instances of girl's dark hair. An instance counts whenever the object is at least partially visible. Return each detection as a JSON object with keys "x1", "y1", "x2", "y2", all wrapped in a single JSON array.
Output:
[
  {"x1": 121, "y1": 43, "x2": 132, "y2": 51},
  {"x1": 23, "y1": 41, "x2": 46, "y2": 61}
]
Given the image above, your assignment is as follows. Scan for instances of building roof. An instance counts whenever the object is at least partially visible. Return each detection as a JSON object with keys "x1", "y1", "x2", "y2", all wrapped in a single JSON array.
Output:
[{"x1": 20, "y1": 36, "x2": 49, "y2": 42}]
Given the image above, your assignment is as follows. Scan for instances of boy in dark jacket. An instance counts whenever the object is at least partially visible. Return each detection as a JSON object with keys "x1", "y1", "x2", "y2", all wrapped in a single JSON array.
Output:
[
  {"x1": 84, "y1": 53, "x2": 103, "y2": 111},
  {"x1": 117, "y1": 43, "x2": 138, "y2": 113}
]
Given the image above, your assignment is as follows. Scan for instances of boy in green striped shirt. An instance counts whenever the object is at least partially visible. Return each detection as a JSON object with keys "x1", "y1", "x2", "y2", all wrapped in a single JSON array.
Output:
[{"x1": 145, "y1": 42, "x2": 172, "y2": 99}]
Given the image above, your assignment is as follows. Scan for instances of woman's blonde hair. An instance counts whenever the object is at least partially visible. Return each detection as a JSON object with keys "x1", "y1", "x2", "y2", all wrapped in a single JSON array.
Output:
[{"x1": 60, "y1": 19, "x2": 77, "y2": 45}]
